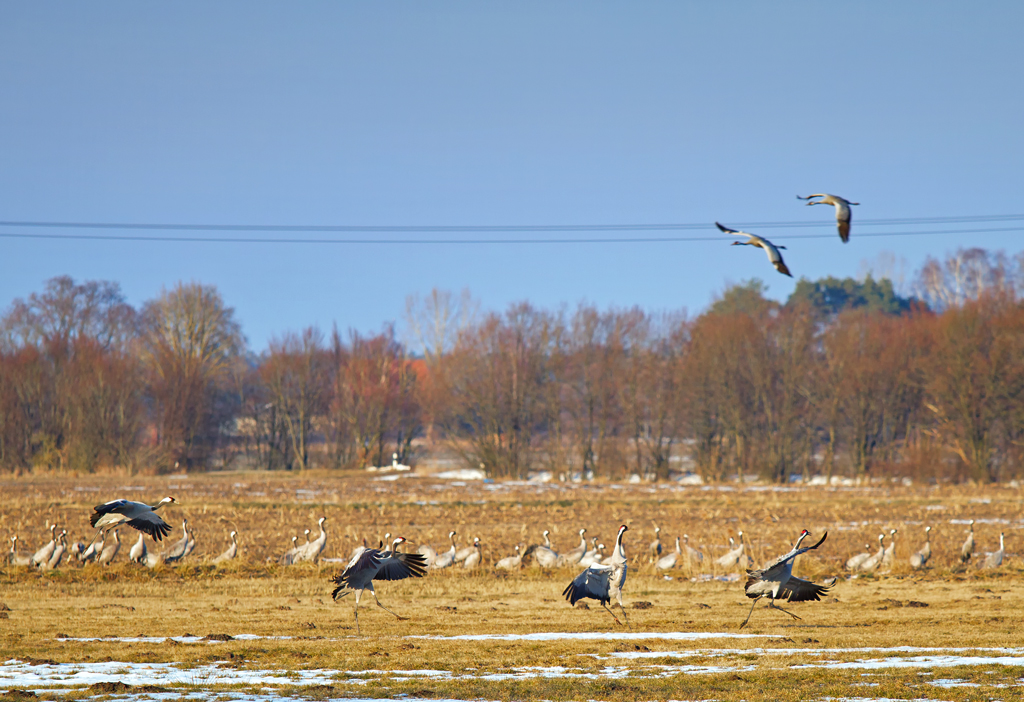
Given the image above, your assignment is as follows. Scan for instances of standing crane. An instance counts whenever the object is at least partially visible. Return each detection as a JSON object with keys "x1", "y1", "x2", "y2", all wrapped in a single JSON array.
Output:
[
  {"x1": 8, "y1": 536, "x2": 33, "y2": 567},
  {"x1": 648, "y1": 527, "x2": 662, "y2": 563},
  {"x1": 31, "y1": 525, "x2": 59, "y2": 567},
  {"x1": 213, "y1": 531, "x2": 238, "y2": 564},
  {"x1": 162, "y1": 520, "x2": 190, "y2": 563},
  {"x1": 495, "y1": 544, "x2": 523, "y2": 570},
  {"x1": 880, "y1": 529, "x2": 898, "y2": 570},
  {"x1": 297, "y1": 517, "x2": 328, "y2": 564},
  {"x1": 563, "y1": 525, "x2": 630, "y2": 628},
  {"x1": 716, "y1": 223, "x2": 792, "y2": 277},
  {"x1": 524, "y1": 531, "x2": 559, "y2": 568},
  {"x1": 41, "y1": 531, "x2": 67, "y2": 571},
  {"x1": 846, "y1": 543, "x2": 873, "y2": 571},
  {"x1": 857, "y1": 534, "x2": 887, "y2": 572},
  {"x1": 462, "y1": 539, "x2": 482, "y2": 569},
  {"x1": 982, "y1": 533, "x2": 1005, "y2": 569},
  {"x1": 717, "y1": 532, "x2": 747, "y2": 569},
  {"x1": 740, "y1": 529, "x2": 830, "y2": 629},
  {"x1": 960, "y1": 520, "x2": 975, "y2": 564},
  {"x1": 557, "y1": 529, "x2": 588, "y2": 568},
  {"x1": 454, "y1": 535, "x2": 478, "y2": 563},
  {"x1": 909, "y1": 527, "x2": 932, "y2": 569},
  {"x1": 90, "y1": 497, "x2": 176, "y2": 540},
  {"x1": 97, "y1": 529, "x2": 121, "y2": 566},
  {"x1": 797, "y1": 194, "x2": 859, "y2": 243},
  {"x1": 129, "y1": 533, "x2": 147, "y2": 564},
  {"x1": 655, "y1": 536, "x2": 682, "y2": 571},
  {"x1": 429, "y1": 531, "x2": 458, "y2": 569},
  {"x1": 331, "y1": 536, "x2": 428, "y2": 635},
  {"x1": 279, "y1": 536, "x2": 300, "y2": 565}
]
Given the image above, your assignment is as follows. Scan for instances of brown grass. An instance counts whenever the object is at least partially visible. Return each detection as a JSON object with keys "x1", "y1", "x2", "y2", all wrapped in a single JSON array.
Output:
[{"x1": 1, "y1": 471, "x2": 1022, "y2": 701}]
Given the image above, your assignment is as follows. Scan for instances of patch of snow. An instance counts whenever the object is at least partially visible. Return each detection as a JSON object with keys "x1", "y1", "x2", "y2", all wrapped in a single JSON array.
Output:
[
  {"x1": 409, "y1": 632, "x2": 779, "y2": 642},
  {"x1": 432, "y1": 469, "x2": 486, "y2": 480}
]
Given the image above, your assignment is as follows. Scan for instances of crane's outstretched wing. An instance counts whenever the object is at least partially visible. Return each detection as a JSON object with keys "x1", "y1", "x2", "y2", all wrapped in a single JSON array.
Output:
[
  {"x1": 778, "y1": 576, "x2": 830, "y2": 602},
  {"x1": 90, "y1": 500, "x2": 129, "y2": 527},
  {"x1": 375, "y1": 552, "x2": 428, "y2": 581},
  {"x1": 562, "y1": 564, "x2": 612, "y2": 605},
  {"x1": 126, "y1": 512, "x2": 172, "y2": 541},
  {"x1": 716, "y1": 222, "x2": 746, "y2": 236}
]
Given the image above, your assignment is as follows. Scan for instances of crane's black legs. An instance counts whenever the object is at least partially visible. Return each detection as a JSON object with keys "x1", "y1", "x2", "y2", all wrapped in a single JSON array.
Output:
[
  {"x1": 739, "y1": 596, "x2": 762, "y2": 629},
  {"x1": 374, "y1": 594, "x2": 408, "y2": 621},
  {"x1": 618, "y1": 602, "x2": 632, "y2": 630},
  {"x1": 766, "y1": 600, "x2": 801, "y2": 621},
  {"x1": 601, "y1": 602, "x2": 622, "y2": 626}
]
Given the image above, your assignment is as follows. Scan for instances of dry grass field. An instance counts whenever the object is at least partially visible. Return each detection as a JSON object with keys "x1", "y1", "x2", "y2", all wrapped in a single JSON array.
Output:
[{"x1": 2, "y1": 471, "x2": 1023, "y2": 701}]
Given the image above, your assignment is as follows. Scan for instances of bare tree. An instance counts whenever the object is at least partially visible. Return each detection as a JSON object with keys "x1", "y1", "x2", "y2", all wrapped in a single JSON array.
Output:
[{"x1": 140, "y1": 282, "x2": 244, "y2": 470}]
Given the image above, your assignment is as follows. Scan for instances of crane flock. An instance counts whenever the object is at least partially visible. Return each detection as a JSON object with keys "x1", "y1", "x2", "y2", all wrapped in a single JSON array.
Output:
[
  {"x1": 719, "y1": 191, "x2": 858, "y2": 277},
  {"x1": 5, "y1": 495, "x2": 1013, "y2": 633}
]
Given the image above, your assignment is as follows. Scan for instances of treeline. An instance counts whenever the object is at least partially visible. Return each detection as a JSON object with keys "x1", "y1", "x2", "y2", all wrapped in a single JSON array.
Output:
[{"x1": 1, "y1": 247, "x2": 1023, "y2": 483}]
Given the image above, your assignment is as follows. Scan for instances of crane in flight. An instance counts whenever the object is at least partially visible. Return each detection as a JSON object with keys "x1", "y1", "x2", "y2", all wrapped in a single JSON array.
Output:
[
  {"x1": 797, "y1": 193, "x2": 859, "y2": 243},
  {"x1": 716, "y1": 223, "x2": 792, "y2": 277}
]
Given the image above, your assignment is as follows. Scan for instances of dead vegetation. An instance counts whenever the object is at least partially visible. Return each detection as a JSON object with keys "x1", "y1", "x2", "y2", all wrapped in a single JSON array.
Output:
[{"x1": 1, "y1": 471, "x2": 1022, "y2": 701}]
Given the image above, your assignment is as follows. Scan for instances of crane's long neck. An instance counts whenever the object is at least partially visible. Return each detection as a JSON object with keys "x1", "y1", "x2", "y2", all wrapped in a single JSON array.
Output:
[
  {"x1": 675, "y1": 537, "x2": 681, "y2": 554},
  {"x1": 615, "y1": 529, "x2": 626, "y2": 559}
]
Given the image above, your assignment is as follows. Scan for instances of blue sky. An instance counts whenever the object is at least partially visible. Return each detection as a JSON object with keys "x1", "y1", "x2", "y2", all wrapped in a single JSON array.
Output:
[{"x1": 1, "y1": 3, "x2": 1022, "y2": 349}]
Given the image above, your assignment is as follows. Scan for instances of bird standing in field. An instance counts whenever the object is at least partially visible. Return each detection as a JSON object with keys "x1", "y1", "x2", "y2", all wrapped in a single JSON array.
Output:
[
  {"x1": 846, "y1": 543, "x2": 873, "y2": 571},
  {"x1": 162, "y1": 520, "x2": 191, "y2": 563},
  {"x1": 8, "y1": 536, "x2": 33, "y2": 567},
  {"x1": 557, "y1": 528, "x2": 589, "y2": 568},
  {"x1": 716, "y1": 223, "x2": 792, "y2": 277},
  {"x1": 429, "y1": 531, "x2": 458, "y2": 569},
  {"x1": 740, "y1": 529, "x2": 830, "y2": 629},
  {"x1": 563, "y1": 524, "x2": 630, "y2": 628},
  {"x1": 462, "y1": 538, "x2": 482, "y2": 569},
  {"x1": 495, "y1": 544, "x2": 523, "y2": 570},
  {"x1": 858, "y1": 533, "x2": 887, "y2": 572},
  {"x1": 910, "y1": 527, "x2": 932, "y2": 569},
  {"x1": 655, "y1": 536, "x2": 681, "y2": 571},
  {"x1": 31, "y1": 525, "x2": 59, "y2": 567},
  {"x1": 129, "y1": 533, "x2": 147, "y2": 564},
  {"x1": 960, "y1": 520, "x2": 975, "y2": 564},
  {"x1": 213, "y1": 531, "x2": 238, "y2": 564},
  {"x1": 524, "y1": 530, "x2": 559, "y2": 569},
  {"x1": 717, "y1": 532, "x2": 748, "y2": 570},
  {"x1": 97, "y1": 529, "x2": 121, "y2": 566},
  {"x1": 983, "y1": 533, "x2": 1005, "y2": 569},
  {"x1": 41, "y1": 531, "x2": 67, "y2": 570},
  {"x1": 797, "y1": 194, "x2": 859, "y2": 243},
  {"x1": 880, "y1": 529, "x2": 898, "y2": 570},
  {"x1": 682, "y1": 535, "x2": 703, "y2": 566},
  {"x1": 648, "y1": 527, "x2": 662, "y2": 563},
  {"x1": 90, "y1": 497, "x2": 176, "y2": 541},
  {"x1": 331, "y1": 536, "x2": 428, "y2": 635}
]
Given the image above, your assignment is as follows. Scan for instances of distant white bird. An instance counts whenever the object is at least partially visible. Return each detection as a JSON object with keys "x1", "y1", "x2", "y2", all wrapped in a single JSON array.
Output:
[
  {"x1": 563, "y1": 525, "x2": 630, "y2": 628},
  {"x1": 880, "y1": 529, "x2": 898, "y2": 570},
  {"x1": 982, "y1": 533, "x2": 1005, "y2": 569},
  {"x1": 960, "y1": 520, "x2": 976, "y2": 564},
  {"x1": 655, "y1": 537, "x2": 681, "y2": 571},
  {"x1": 846, "y1": 543, "x2": 873, "y2": 571},
  {"x1": 8, "y1": 536, "x2": 33, "y2": 567},
  {"x1": 797, "y1": 194, "x2": 859, "y2": 243},
  {"x1": 910, "y1": 527, "x2": 932, "y2": 569},
  {"x1": 556, "y1": 528, "x2": 588, "y2": 568},
  {"x1": 525, "y1": 530, "x2": 559, "y2": 569},
  {"x1": 80, "y1": 533, "x2": 105, "y2": 564},
  {"x1": 716, "y1": 222, "x2": 792, "y2": 277},
  {"x1": 495, "y1": 544, "x2": 523, "y2": 571},
  {"x1": 430, "y1": 531, "x2": 458, "y2": 570},
  {"x1": 31, "y1": 525, "x2": 59, "y2": 567},
  {"x1": 454, "y1": 535, "x2": 479, "y2": 563},
  {"x1": 331, "y1": 536, "x2": 428, "y2": 634},
  {"x1": 648, "y1": 527, "x2": 662, "y2": 563},
  {"x1": 740, "y1": 529, "x2": 830, "y2": 629},
  {"x1": 42, "y1": 531, "x2": 67, "y2": 571},
  {"x1": 162, "y1": 520, "x2": 190, "y2": 563},
  {"x1": 462, "y1": 539, "x2": 482, "y2": 570},
  {"x1": 213, "y1": 531, "x2": 238, "y2": 564},
  {"x1": 858, "y1": 533, "x2": 887, "y2": 572},
  {"x1": 717, "y1": 532, "x2": 747, "y2": 570},
  {"x1": 90, "y1": 497, "x2": 176, "y2": 541},
  {"x1": 296, "y1": 517, "x2": 328, "y2": 563},
  {"x1": 129, "y1": 533, "x2": 147, "y2": 564}
]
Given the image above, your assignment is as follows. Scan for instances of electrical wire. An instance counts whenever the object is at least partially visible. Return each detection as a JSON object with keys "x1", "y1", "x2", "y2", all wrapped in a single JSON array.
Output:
[
  {"x1": 1, "y1": 213, "x2": 1024, "y2": 233},
  {"x1": 0, "y1": 226, "x2": 1021, "y2": 245}
]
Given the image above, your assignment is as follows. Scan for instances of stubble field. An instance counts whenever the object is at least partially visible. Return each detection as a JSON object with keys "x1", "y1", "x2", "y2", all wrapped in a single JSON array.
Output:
[{"x1": 1, "y1": 470, "x2": 1022, "y2": 702}]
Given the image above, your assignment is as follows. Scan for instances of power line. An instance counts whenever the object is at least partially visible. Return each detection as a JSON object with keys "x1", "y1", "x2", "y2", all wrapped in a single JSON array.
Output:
[
  {"x1": 1, "y1": 213, "x2": 1023, "y2": 233},
  {"x1": 0, "y1": 225, "x2": 1021, "y2": 245}
]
